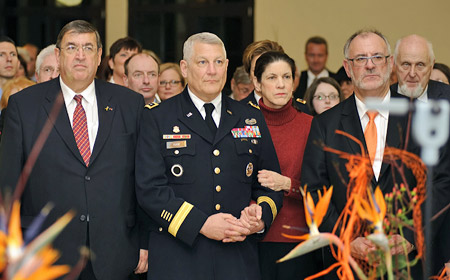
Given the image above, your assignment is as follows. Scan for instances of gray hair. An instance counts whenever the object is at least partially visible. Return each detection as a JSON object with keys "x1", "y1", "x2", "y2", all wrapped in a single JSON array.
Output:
[
  {"x1": 232, "y1": 66, "x2": 252, "y2": 84},
  {"x1": 343, "y1": 29, "x2": 391, "y2": 59},
  {"x1": 35, "y1": 44, "x2": 56, "y2": 75},
  {"x1": 394, "y1": 35, "x2": 435, "y2": 64},
  {"x1": 183, "y1": 32, "x2": 226, "y2": 61},
  {"x1": 56, "y1": 20, "x2": 102, "y2": 50}
]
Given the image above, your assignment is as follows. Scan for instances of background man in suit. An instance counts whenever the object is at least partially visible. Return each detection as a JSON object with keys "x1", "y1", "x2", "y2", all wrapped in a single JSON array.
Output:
[
  {"x1": 136, "y1": 32, "x2": 283, "y2": 280},
  {"x1": 294, "y1": 36, "x2": 336, "y2": 100},
  {"x1": 0, "y1": 20, "x2": 147, "y2": 279},
  {"x1": 301, "y1": 30, "x2": 419, "y2": 279},
  {"x1": 0, "y1": 36, "x2": 20, "y2": 99},
  {"x1": 35, "y1": 44, "x2": 59, "y2": 83},
  {"x1": 108, "y1": 36, "x2": 142, "y2": 86},
  {"x1": 123, "y1": 52, "x2": 160, "y2": 105},
  {"x1": 392, "y1": 34, "x2": 450, "y2": 275}
]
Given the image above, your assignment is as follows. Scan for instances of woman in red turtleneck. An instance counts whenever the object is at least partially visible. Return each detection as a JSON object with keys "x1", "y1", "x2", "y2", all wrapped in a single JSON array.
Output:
[{"x1": 253, "y1": 51, "x2": 319, "y2": 280}]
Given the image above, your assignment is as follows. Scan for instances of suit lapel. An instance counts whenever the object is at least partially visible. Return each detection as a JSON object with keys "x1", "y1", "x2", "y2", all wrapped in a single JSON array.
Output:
[
  {"x1": 340, "y1": 95, "x2": 366, "y2": 155},
  {"x1": 177, "y1": 90, "x2": 214, "y2": 144},
  {"x1": 214, "y1": 96, "x2": 239, "y2": 145},
  {"x1": 42, "y1": 79, "x2": 86, "y2": 166},
  {"x1": 90, "y1": 81, "x2": 115, "y2": 165}
]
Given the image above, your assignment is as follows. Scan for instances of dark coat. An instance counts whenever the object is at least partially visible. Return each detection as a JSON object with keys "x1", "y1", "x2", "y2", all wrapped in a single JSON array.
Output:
[
  {"x1": 0, "y1": 78, "x2": 144, "y2": 280},
  {"x1": 293, "y1": 69, "x2": 337, "y2": 100},
  {"x1": 136, "y1": 89, "x2": 283, "y2": 280},
  {"x1": 301, "y1": 92, "x2": 422, "y2": 279}
]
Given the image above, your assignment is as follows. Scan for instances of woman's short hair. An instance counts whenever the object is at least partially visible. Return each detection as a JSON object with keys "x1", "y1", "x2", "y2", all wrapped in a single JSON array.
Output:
[
  {"x1": 304, "y1": 77, "x2": 343, "y2": 116},
  {"x1": 159, "y1": 62, "x2": 186, "y2": 88},
  {"x1": 253, "y1": 51, "x2": 295, "y2": 83},
  {"x1": 1, "y1": 77, "x2": 35, "y2": 109}
]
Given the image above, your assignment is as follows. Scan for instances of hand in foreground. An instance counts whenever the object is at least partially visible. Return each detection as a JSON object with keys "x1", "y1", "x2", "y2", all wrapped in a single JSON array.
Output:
[
  {"x1": 134, "y1": 249, "x2": 148, "y2": 274},
  {"x1": 200, "y1": 213, "x2": 250, "y2": 242},
  {"x1": 389, "y1": 234, "x2": 415, "y2": 255},
  {"x1": 257, "y1": 169, "x2": 291, "y2": 192},
  {"x1": 350, "y1": 237, "x2": 376, "y2": 260},
  {"x1": 238, "y1": 204, "x2": 265, "y2": 235}
]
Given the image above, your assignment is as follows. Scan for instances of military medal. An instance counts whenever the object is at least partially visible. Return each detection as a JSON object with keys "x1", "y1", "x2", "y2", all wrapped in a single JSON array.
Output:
[
  {"x1": 231, "y1": 126, "x2": 261, "y2": 138},
  {"x1": 245, "y1": 118, "x2": 257, "y2": 125},
  {"x1": 163, "y1": 134, "x2": 191, "y2": 139}
]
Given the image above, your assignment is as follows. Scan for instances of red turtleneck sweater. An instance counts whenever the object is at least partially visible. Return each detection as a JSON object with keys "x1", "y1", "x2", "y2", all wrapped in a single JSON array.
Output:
[{"x1": 259, "y1": 100, "x2": 312, "y2": 242}]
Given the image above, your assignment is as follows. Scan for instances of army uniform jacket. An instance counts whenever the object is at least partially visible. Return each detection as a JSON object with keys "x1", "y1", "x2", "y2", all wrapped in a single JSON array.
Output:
[{"x1": 136, "y1": 89, "x2": 283, "y2": 280}]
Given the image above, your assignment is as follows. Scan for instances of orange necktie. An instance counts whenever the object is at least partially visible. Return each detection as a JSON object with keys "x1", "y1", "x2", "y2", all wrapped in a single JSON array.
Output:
[{"x1": 364, "y1": 111, "x2": 378, "y2": 165}]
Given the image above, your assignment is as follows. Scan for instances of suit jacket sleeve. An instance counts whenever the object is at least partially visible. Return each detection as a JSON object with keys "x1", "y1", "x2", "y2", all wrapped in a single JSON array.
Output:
[
  {"x1": 301, "y1": 116, "x2": 340, "y2": 233},
  {"x1": 250, "y1": 114, "x2": 283, "y2": 231},
  {"x1": 0, "y1": 96, "x2": 25, "y2": 195}
]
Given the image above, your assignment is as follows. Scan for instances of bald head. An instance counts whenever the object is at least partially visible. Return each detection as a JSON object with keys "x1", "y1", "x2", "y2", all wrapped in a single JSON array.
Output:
[{"x1": 394, "y1": 34, "x2": 435, "y2": 98}]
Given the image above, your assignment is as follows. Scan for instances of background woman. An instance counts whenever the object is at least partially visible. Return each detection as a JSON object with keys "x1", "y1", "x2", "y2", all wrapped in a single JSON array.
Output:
[
  {"x1": 304, "y1": 76, "x2": 343, "y2": 116},
  {"x1": 253, "y1": 51, "x2": 319, "y2": 279},
  {"x1": 0, "y1": 77, "x2": 35, "y2": 139},
  {"x1": 157, "y1": 63, "x2": 185, "y2": 101}
]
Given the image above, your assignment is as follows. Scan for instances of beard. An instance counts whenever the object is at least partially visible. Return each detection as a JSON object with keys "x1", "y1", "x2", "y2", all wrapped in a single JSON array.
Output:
[{"x1": 398, "y1": 83, "x2": 425, "y2": 98}]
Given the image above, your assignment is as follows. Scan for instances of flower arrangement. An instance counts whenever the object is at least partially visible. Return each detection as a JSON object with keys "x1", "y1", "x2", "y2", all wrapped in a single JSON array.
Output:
[{"x1": 278, "y1": 129, "x2": 450, "y2": 279}]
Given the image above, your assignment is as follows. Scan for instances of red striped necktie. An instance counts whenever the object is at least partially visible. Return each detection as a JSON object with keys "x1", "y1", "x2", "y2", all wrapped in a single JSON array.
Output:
[{"x1": 73, "y1": 95, "x2": 91, "y2": 166}]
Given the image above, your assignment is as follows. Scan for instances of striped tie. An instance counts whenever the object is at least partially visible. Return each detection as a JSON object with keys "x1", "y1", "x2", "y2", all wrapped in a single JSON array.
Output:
[{"x1": 73, "y1": 95, "x2": 91, "y2": 166}]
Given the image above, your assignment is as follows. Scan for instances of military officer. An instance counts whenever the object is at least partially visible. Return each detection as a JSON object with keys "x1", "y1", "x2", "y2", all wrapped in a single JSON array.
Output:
[{"x1": 136, "y1": 32, "x2": 283, "y2": 280}]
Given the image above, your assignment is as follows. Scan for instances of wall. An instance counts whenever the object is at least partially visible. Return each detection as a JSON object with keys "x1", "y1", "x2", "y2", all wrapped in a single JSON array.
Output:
[
  {"x1": 255, "y1": 0, "x2": 450, "y2": 72},
  {"x1": 105, "y1": 0, "x2": 128, "y2": 54}
]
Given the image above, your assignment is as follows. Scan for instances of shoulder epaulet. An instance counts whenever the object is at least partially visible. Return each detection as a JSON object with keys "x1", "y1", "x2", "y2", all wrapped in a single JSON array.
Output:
[
  {"x1": 145, "y1": 102, "x2": 159, "y2": 110},
  {"x1": 296, "y1": 98, "x2": 306, "y2": 104},
  {"x1": 248, "y1": 101, "x2": 260, "y2": 110}
]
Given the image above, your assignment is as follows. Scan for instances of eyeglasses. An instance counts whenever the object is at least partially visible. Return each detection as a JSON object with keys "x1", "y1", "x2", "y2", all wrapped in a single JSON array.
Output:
[
  {"x1": 313, "y1": 94, "x2": 339, "y2": 101},
  {"x1": 347, "y1": 55, "x2": 390, "y2": 67},
  {"x1": 61, "y1": 44, "x2": 96, "y2": 55},
  {"x1": 159, "y1": 80, "x2": 181, "y2": 87}
]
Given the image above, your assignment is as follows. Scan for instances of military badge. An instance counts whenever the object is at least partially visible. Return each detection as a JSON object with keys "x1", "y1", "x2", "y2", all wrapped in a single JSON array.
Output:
[
  {"x1": 186, "y1": 112, "x2": 193, "y2": 117},
  {"x1": 171, "y1": 164, "x2": 184, "y2": 177},
  {"x1": 173, "y1": 126, "x2": 180, "y2": 133},
  {"x1": 246, "y1": 163, "x2": 253, "y2": 177},
  {"x1": 104, "y1": 106, "x2": 113, "y2": 111},
  {"x1": 227, "y1": 110, "x2": 233, "y2": 115},
  {"x1": 251, "y1": 139, "x2": 258, "y2": 145},
  {"x1": 245, "y1": 118, "x2": 257, "y2": 125}
]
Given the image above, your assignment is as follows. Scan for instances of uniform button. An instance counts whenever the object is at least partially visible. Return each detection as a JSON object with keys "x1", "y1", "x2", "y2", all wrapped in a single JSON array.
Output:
[
  {"x1": 85, "y1": 176, "x2": 90, "y2": 181},
  {"x1": 214, "y1": 167, "x2": 221, "y2": 174},
  {"x1": 215, "y1": 185, "x2": 221, "y2": 192},
  {"x1": 213, "y1": 149, "x2": 220, "y2": 156},
  {"x1": 174, "y1": 150, "x2": 179, "y2": 155},
  {"x1": 159, "y1": 227, "x2": 163, "y2": 232},
  {"x1": 215, "y1": 204, "x2": 221, "y2": 211},
  {"x1": 248, "y1": 149, "x2": 253, "y2": 154},
  {"x1": 80, "y1": 215, "x2": 86, "y2": 222}
]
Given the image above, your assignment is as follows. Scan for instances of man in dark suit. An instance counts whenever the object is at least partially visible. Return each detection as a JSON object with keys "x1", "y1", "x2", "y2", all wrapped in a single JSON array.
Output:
[
  {"x1": 135, "y1": 32, "x2": 283, "y2": 280},
  {"x1": 0, "y1": 20, "x2": 147, "y2": 279},
  {"x1": 293, "y1": 36, "x2": 337, "y2": 100},
  {"x1": 392, "y1": 34, "x2": 450, "y2": 275},
  {"x1": 301, "y1": 30, "x2": 419, "y2": 279}
]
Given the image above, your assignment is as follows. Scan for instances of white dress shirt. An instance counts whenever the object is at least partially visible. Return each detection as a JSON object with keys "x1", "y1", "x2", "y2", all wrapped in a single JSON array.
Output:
[
  {"x1": 307, "y1": 69, "x2": 330, "y2": 88},
  {"x1": 188, "y1": 86, "x2": 222, "y2": 127},
  {"x1": 355, "y1": 91, "x2": 390, "y2": 180},
  {"x1": 60, "y1": 77, "x2": 99, "y2": 152}
]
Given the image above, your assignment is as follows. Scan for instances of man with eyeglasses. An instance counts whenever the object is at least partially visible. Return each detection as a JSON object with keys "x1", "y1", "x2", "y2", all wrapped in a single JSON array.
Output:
[
  {"x1": 0, "y1": 20, "x2": 148, "y2": 280},
  {"x1": 35, "y1": 44, "x2": 59, "y2": 83},
  {"x1": 392, "y1": 34, "x2": 450, "y2": 276},
  {"x1": 124, "y1": 52, "x2": 160, "y2": 104},
  {"x1": 301, "y1": 29, "x2": 421, "y2": 279}
]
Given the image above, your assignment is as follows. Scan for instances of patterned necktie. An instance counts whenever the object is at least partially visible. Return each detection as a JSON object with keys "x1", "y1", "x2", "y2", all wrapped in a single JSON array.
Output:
[
  {"x1": 204, "y1": 103, "x2": 217, "y2": 136},
  {"x1": 73, "y1": 95, "x2": 91, "y2": 166},
  {"x1": 364, "y1": 111, "x2": 378, "y2": 165}
]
